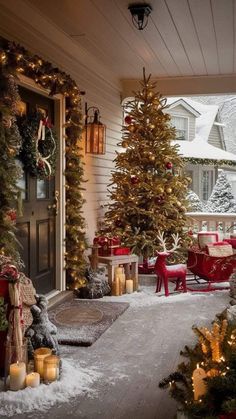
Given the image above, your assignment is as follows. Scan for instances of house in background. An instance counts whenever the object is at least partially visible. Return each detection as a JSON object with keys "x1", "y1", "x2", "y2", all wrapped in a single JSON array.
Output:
[{"x1": 167, "y1": 98, "x2": 236, "y2": 202}]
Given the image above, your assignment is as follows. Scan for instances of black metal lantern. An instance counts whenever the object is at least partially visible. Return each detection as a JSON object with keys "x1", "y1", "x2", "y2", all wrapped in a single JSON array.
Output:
[
  {"x1": 85, "y1": 103, "x2": 106, "y2": 154},
  {"x1": 128, "y1": 3, "x2": 152, "y2": 30}
]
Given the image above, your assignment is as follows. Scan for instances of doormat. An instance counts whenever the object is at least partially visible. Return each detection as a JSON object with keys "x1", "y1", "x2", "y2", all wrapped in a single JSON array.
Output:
[{"x1": 49, "y1": 299, "x2": 129, "y2": 346}]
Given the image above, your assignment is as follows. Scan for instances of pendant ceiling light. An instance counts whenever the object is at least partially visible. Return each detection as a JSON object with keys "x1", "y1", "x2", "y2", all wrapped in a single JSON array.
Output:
[{"x1": 128, "y1": 3, "x2": 152, "y2": 30}]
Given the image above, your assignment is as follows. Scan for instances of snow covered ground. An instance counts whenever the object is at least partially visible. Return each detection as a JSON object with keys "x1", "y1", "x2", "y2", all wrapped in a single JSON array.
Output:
[{"x1": 0, "y1": 286, "x2": 230, "y2": 418}]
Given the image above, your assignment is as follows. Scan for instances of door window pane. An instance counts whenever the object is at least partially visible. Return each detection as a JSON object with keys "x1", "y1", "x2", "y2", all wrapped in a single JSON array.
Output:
[
  {"x1": 15, "y1": 159, "x2": 27, "y2": 200},
  {"x1": 37, "y1": 179, "x2": 48, "y2": 199}
]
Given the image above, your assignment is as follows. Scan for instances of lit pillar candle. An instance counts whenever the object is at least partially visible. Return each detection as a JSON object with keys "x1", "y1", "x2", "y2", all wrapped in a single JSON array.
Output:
[
  {"x1": 34, "y1": 347, "x2": 52, "y2": 378},
  {"x1": 192, "y1": 364, "x2": 207, "y2": 400},
  {"x1": 126, "y1": 279, "x2": 133, "y2": 294},
  {"x1": 26, "y1": 372, "x2": 40, "y2": 388},
  {"x1": 43, "y1": 355, "x2": 60, "y2": 383},
  {"x1": 9, "y1": 361, "x2": 26, "y2": 391}
]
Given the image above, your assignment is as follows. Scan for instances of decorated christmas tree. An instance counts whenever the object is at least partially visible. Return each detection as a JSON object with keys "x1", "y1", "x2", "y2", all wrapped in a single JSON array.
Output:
[
  {"x1": 159, "y1": 314, "x2": 236, "y2": 418},
  {"x1": 101, "y1": 70, "x2": 190, "y2": 258},
  {"x1": 207, "y1": 171, "x2": 236, "y2": 213},
  {"x1": 187, "y1": 189, "x2": 204, "y2": 212}
]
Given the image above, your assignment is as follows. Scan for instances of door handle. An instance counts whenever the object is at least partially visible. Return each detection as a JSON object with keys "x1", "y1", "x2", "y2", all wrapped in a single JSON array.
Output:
[{"x1": 47, "y1": 190, "x2": 59, "y2": 215}]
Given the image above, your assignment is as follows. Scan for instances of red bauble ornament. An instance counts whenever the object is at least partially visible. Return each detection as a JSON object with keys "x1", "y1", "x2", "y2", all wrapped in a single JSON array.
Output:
[
  {"x1": 37, "y1": 159, "x2": 45, "y2": 169},
  {"x1": 165, "y1": 162, "x2": 173, "y2": 170},
  {"x1": 7, "y1": 209, "x2": 17, "y2": 222},
  {"x1": 154, "y1": 196, "x2": 164, "y2": 205},
  {"x1": 115, "y1": 219, "x2": 123, "y2": 227},
  {"x1": 131, "y1": 176, "x2": 139, "y2": 185},
  {"x1": 124, "y1": 115, "x2": 132, "y2": 125}
]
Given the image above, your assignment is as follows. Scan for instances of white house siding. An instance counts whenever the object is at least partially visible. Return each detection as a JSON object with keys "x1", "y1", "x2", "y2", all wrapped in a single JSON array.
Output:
[
  {"x1": 208, "y1": 125, "x2": 223, "y2": 149},
  {"x1": 76, "y1": 77, "x2": 123, "y2": 245},
  {"x1": 168, "y1": 104, "x2": 196, "y2": 141}
]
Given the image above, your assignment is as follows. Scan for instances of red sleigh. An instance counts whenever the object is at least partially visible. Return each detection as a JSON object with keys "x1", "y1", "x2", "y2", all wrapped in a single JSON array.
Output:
[{"x1": 187, "y1": 234, "x2": 236, "y2": 291}]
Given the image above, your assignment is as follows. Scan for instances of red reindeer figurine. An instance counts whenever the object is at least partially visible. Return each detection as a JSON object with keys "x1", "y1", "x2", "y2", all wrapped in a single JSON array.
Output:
[{"x1": 154, "y1": 232, "x2": 187, "y2": 297}]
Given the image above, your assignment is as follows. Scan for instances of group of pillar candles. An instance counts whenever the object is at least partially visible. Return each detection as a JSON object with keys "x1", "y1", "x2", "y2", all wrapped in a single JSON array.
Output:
[
  {"x1": 112, "y1": 266, "x2": 138, "y2": 296},
  {"x1": 8, "y1": 347, "x2": 60, "y2": 391}
]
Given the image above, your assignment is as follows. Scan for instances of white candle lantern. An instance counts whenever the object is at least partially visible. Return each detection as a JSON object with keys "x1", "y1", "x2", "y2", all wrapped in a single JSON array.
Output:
[
  {"x1": 9, "y1": 361, "x2": 26, "y2": 391},
  {"x1": 43, "y1": 355, "x2": 60, "y2": 383},
  {"x1": 26, "y1": 372, "x2": 40, "y2": 388},
  {"x1": 34, "y1": 347, "x2": 52, "y2": 378},
  {"x1": 126, "y1": 279, "x2": 133, "y2": 294},
  {"x1": 5, "y1": 340, "x2": 28, "y2": 390},
  {"x1": 192, "y1": 364, "x2": 207, "y2": 400}
]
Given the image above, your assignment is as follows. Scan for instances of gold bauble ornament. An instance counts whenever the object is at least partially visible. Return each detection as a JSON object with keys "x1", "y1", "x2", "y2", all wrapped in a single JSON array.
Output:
[
  {"x1": 121, "y1": 140, "x2": 128, "y2": 148},
  {"x1": 8, "y1": 147, "x2": 16, "y2": 157},
  {"x1": 128, "y1": 125, "x2": 135, "y2": 132},
  {"x1": 166, "y1": 187, "x2": 172, "y2": 194},
  {"x1": 156, "y1": 186, "x2": 164, "y2": 194},
  {"x1": 149, "y1": 154, "x2": 155, "y2": 162}
]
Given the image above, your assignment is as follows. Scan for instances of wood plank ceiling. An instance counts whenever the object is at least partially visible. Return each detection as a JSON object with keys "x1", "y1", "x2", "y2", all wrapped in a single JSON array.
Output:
[{"x1": 28, "y1": 0, "x2": 236, "y2": 80}]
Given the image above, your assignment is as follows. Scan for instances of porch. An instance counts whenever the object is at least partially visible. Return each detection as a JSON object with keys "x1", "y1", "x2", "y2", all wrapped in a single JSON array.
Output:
[{"x1": 2, "y1": 286, "x2": 230, "y2": 419}]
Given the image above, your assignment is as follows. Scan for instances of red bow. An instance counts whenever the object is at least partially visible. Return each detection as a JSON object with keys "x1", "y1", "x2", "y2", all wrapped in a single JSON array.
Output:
[{"x1": 42, "y1": 117, "x2": 52, "y2": 128}]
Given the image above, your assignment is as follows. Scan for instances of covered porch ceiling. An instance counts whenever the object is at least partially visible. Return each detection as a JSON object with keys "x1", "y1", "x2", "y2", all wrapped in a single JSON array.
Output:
[{"x1": 0, "y1": 0, "x2": 236, "y2": 97}]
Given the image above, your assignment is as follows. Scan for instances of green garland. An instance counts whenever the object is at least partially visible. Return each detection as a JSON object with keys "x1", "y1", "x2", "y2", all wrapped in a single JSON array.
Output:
[
  {"x1": 184, "y1": 157, "x2": 236, "y2": 167},
  {"x1": 0, "y1": 37, "x2": 87, "y2": 288},
  {"x1": 18, "y1": 112, "x2": 58, "y2": 179}
]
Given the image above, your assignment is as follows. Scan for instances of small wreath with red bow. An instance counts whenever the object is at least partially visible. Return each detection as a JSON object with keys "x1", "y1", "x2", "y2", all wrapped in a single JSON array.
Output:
[{"x1": 18, "y1": 111, "x2": 58, "y2": 179}]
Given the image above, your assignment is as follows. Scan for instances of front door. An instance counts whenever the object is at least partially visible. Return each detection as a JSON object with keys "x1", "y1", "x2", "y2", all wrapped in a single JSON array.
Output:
[{"x1": 16, "y1": 86, "x2": 58, "y2": 294}]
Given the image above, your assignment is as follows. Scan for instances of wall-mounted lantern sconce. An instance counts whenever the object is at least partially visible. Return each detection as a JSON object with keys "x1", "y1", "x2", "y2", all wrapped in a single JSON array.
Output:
[
  {"x1": 128, "y1": 3, "x2": 152, "y2": 30},
  {"x1": 85, "y1": 103, "x2": 106, "y2": 154}
]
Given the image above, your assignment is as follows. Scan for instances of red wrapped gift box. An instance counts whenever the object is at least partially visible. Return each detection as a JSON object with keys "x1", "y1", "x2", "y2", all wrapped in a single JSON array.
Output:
[
  {"x1": 93, "y1": 236, "x2": 120, "y2": 256},
  {"x1": 113, "y1": 247, "x2": 130, "y2": 256}
]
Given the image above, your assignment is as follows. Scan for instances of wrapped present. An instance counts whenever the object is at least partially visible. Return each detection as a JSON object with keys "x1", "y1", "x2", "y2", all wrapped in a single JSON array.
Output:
[
  {"x1": 207, "y1": 242, "x2": 233, "y2": 257},
  {"x1": 93, "y1": 236, "x2": 120, "y2": 256},
  {"x1": 113, "y1": 247, "x2": 130, "y2": 256},
  {"x1": 198, "y1": 231, "x2": 219, "y2": 249}
]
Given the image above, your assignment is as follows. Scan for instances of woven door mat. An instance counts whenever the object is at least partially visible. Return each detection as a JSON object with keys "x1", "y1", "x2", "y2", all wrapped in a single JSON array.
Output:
[{"x1": 49, "y1": 299, "x2": 129, "y2": 346}]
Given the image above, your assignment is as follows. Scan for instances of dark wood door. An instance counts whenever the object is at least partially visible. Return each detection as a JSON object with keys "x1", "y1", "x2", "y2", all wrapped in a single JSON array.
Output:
[{"x1": 16, "y1": 86, "x2": 57, "y2": 294}]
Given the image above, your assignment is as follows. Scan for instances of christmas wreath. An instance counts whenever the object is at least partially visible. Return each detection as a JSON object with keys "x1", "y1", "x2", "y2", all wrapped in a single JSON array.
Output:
[{"x1": 18, "y1": 111, "x2": 58, "y2": 179}]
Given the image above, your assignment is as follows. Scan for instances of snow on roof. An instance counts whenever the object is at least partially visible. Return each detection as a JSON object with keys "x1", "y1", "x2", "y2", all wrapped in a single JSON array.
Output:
[
  {"x1": 173, "y1": 137, "x2": 236, "y2": 162},
  {"x1": 166, "y1": 97, "x2": 236, "y2": 162},
  {"x1": 167, "y1": 97, "x2": 219, "y2": 142}
]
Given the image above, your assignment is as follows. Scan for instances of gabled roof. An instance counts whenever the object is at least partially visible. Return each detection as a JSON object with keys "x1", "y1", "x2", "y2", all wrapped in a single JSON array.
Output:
[
  {"x1": 168, "y1": 98, "x2": 201, "y2": 118},
  {"x1": 167, "y1": 97, "x2": 219, "y2": 142},
  {"x1": 166, "y1": 97, "x2": 236, "y2": 164}
]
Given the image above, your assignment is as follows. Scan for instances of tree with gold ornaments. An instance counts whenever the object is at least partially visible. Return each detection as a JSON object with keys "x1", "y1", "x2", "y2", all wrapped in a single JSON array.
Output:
[{"x1": 102, "y1": 70, "x2": 190, "y2": 259}]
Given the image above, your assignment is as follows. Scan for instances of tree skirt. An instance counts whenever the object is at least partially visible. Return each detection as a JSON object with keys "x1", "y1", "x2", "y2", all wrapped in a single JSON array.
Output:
[{"x1": 49, "y1": 299, "x2": 129, "y2": 346}]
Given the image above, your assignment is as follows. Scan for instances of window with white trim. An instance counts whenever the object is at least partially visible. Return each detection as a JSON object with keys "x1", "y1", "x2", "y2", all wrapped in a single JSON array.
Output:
[
  {"x1": 171, "y1": 116, "x2": 188, "y2": 140},
  {"x1": 202, "y1": 170, "x2": 214, "y2": 201}
]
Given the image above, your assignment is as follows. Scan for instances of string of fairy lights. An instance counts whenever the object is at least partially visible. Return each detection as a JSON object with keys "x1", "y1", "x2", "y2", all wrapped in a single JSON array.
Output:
[{"x1": 0, "y1": 38, "x2": 87, "y2": 288}]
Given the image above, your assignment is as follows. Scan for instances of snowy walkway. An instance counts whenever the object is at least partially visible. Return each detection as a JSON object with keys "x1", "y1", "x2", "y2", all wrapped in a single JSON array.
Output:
[{"x1": 0, "y1": 286, "x2": 230, "y2": 419}]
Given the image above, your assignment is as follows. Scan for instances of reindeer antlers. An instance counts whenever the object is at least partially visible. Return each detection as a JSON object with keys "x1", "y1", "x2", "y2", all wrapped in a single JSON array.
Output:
[{"x1": 157, "y1": 231, "x2": 181, "y2": 253}]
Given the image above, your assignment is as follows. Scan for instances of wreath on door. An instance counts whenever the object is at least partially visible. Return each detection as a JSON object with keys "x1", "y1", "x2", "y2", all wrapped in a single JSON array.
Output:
[{"x1": 18, "y1": 111, "x2": 58, "y2": 179}]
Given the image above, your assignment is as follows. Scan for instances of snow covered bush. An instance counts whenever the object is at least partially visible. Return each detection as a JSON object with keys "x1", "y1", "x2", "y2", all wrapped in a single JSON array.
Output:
[
  {"x1": 186, "y1": 189, "x2": 204, "y2": 212},
  {"x1": 207, "y1": 171, "x2": 236, "y2": 213}
]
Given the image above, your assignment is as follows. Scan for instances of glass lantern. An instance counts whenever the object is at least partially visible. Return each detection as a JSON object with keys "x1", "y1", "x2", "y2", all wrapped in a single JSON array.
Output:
[
  {"x1": 43, "y1": 355, "x2": 60, "y2": 384},
  {"x1": 34, "y1": 347, "x2": 52, "y2": 379},
  {"x1": 5, "y1": 339, "x2": 28, "y2": 391}
]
